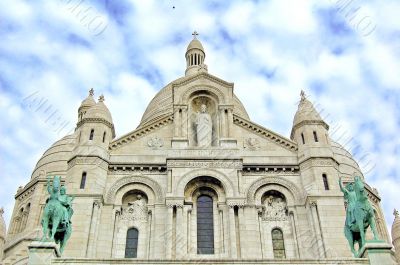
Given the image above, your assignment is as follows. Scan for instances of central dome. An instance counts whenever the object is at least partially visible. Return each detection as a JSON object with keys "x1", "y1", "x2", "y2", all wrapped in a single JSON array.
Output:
[{"x1": 139, "y1": 34, "x2": 250, "y2": 128}]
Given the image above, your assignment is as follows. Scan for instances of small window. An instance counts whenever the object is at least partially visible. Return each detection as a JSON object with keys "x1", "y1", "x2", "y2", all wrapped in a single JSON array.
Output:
[
  {"x1": 272, "y1": 228, "x2": 285, "y2": 259},
  {"x1": 89, "y1": 129, "x2": 94, "y2": 140},
  {"x1": 301, "y1": 133, "x2": 305, "y2": 144},
  {"x1": 313, "y1": 131, "x2": 318, "y2": 142},
  {"x1": 125, "y1": 228, "x2": 139, "y2": 258},
  {"x1": 80, "y1": 172, "x2": 87, "y2": 189},
  {"x1": 102, "y1": 131, "x2": 106, "y2": 143},
  {"x1": 322, "y1": 174, "x2": 329, "y2": 190}
]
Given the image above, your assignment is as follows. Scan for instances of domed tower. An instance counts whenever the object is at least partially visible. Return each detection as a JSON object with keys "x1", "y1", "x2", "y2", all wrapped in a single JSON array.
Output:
[
  {"x1": 0, "y1": 207, "x2": 6, "y2": 261},
  {"x1": 185, "y1": 31, "x2": 208, "y2": 76},
  {"x1": 291, "y1": 91, "x2": 337, "y2": 193},
  {"x1": 392, "y1": 209, "x2": 400, "y2": 263},
  {"x1": 68, "y1": 91, "x2": 115, "y2": 194}
]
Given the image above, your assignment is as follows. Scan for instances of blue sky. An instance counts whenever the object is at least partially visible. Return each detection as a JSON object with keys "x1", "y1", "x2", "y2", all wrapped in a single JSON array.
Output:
[{"x1": 0, "y1": 0, "x2": 399, "y2": 235}]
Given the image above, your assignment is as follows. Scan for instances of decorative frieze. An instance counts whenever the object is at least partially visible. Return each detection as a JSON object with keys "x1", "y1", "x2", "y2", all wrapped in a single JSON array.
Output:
[{"x1": 167, "y1": 160, "x2": 242, "y2": 169}]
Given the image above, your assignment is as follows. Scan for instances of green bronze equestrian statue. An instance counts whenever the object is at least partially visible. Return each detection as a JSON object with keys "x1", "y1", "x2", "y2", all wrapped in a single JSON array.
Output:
[
  {"x1": 41, "y1": 176, "x2": 74, "y2": 253},
  {"x1": 339, "y1": 176, "x2": 379, "y2": 257}
]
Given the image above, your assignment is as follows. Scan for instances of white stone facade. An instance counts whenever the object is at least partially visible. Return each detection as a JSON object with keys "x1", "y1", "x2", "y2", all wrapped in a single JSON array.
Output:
[{"x1": 1, "y1": 36, "x2": 393, "y2": 265}]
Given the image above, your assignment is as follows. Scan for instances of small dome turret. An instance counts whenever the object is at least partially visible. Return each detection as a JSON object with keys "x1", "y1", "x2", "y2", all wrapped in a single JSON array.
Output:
[
  {"x1": 78, "y1": 88, "x2": 96, "y2": 121},
  {"x1": 292, "y1": 90, "x2": 327, "y2": 129},
  {"x1": 185, "y1": 31, "x2": 207, "y2": 76},
  {"x1": 85, "y1": 95, "x2": 113, "y2": 125}
]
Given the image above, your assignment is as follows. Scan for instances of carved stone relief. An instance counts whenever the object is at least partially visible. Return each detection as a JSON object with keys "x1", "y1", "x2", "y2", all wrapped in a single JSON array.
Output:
[
  {"x1": 121, "y1": 194, "x2": 148, "y2": 222},
  {"x1": 262, "y1": 191, "x2": 288, "y2": 221},
  {"x1": 243, "y1": 137, "x2": 260, "y2": 150}
]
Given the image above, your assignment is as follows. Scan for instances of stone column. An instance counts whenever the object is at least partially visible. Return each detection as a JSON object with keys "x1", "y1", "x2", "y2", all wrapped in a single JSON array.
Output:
[
  {"x1": 218, "y1": 206, "x2": 225, "y2": 254},
  {"x1": 182, "y1": 106, "x2": 188, "y2": 138},
  {"x1": 87, "y1": 200, "x2": 101, "y2": 257},
  {"x1": 257, "y1": 207, "x2": 265, "y2": 259},
  {"x1": 174, "y1": 108, "x2": 180, "y2": 137},
  {"x1": 219, "y1": 107, "x2": 226, "y2": 138},
  {"x1": 147, "y1": 208, "x2": 153, "y2": 259},
  {"x1": 175, "y1": 204, "x2": 184, "y2": 258},
  {"x1": 111, "y1": 208, "x2": 121, "y2": 258},
  {"x1": 289, "y1": 210, "x2": 300, "y2": 258},
  {"x1": 228, "y1": 205, "x2": 238, "y2": 258},
  {"x1": 310, "y1": 201, "x2": 326, "y2": 258},
  {"x1": 165, "y1": 204, "x2": 174, "y2": 259},
  {"x1": 227, "y1": 107, "x2": 233, "y2": 137}
]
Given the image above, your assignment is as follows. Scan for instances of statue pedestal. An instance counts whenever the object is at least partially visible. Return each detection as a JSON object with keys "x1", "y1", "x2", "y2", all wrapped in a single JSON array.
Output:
[
  {"x1": 28, "y1": 241, "x2": 60, "y2": 265},
  {"x1": 171, "y1": 138, "x2": 189, "y2": 148},
  {"x1": 357, "y1": 241, "x2": 397, "y2": 265},
  {"x1": 219, "y1": 138, "x2": 237, "y2": 148}
]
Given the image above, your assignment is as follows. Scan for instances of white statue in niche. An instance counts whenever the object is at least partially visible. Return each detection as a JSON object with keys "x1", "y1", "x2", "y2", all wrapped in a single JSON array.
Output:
[
  {"x1": 121, "y1": 194, "x2": 148, "y2": 221},
  {"x1": 195, "y1": 104, "x2": 212, "y2": 147}
]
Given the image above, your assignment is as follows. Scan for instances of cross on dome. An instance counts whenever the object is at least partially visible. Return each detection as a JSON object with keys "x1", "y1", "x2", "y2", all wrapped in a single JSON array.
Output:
[
  {"x1": 89, "y1": 88, "x2": 94, "y2": 96},
  {"x1": 192, "y1": 31, "x2": 199, "y2": 39},
  {"x1": 300, "y1": 90, "x2": 306, "y2": 101}
]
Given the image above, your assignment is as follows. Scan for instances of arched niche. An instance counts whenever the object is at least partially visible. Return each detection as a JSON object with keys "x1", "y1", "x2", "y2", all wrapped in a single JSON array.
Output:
[
  {"x1": 188, "y1": 92, "x2": 218, "y2": 147},
  {"x1": 122, "y1": 190, "x2": 149, "y2": 207},
  {"x1": 106, "y1": 175, "x2": 164, "y2": 205},
  {"x1": 184, "y1": 176, "x2": 226, "y2": 203},
  {"x1": 246, "y1": 177, "x2": 304, "y2": 206},
  {"x1": 176, "y1": 168, "x2": 236, "y2": 198}
]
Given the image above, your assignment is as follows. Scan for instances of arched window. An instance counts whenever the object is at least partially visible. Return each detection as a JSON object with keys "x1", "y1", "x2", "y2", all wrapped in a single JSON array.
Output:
[
  {"x1": 80, "y1": 172, "x2": 87, "y2": 189},
  {"x1": 197, "y1": 195, "x2": 214, "y2": 254},
  {"x1": 313, "y1": 131, "x2": 318, "y2": 142},
  {"x1": 89, "y1": 129, "x2": 94, "y2": 140},
  {"x1": 125, "y1": 228, "x2": 139, "y2": 258},
  {"x1": 272, "y1": 228, "x2": 285, "y2": 259},
  {"x1": 102, "y1": 131, "x2": 106, "y2": 143},
  {"x1": 322, "y1": 174, "x2": 329, "y2": 190},
  {"x1": 301, "y1": 133, "x2": 305, "y2": 144}
]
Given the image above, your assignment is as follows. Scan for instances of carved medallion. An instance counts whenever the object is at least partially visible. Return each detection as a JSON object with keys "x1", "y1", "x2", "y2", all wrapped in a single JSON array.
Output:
[
  {"x1": 147, "y1": 136, "x2": 163, "y2": 149},
  {"x1": 244, "y1": 137, "x2": 260, "y2": 150}
]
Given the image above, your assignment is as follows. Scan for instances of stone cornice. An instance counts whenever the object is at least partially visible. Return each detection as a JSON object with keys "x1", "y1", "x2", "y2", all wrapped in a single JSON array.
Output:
[
  {"x1": 109, "y1": 114, "x2": 173, "y2": 151},
  {"x1": 233, "y1": 115, "x2": 298, "y2": 152}
]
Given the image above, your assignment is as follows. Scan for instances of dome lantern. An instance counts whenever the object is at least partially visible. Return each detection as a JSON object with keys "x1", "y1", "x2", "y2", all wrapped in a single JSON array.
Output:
[{"x1": 185, "y1": 31, "x2": 207, "y2": 76}]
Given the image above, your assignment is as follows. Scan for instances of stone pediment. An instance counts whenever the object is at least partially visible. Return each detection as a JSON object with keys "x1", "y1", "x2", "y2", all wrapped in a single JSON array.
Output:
[
  {"x1": 233, "y1": 115, "x2": 298, "y2": 153},
  {"x1": 109, "y1": 114, "x2": 173, "y2": 151}
]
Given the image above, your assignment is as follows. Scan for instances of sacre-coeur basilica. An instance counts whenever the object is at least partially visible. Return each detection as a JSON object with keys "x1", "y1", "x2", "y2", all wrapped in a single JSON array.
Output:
[{"x1": 0, "y1": 34, "x2": 399, "y2": 265}]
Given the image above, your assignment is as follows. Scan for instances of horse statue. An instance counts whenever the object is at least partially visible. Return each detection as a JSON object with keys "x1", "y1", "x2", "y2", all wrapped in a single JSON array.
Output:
[
  {"x1": 339, "y1": 176, "x2": 379, "y2": 256},
  {"x1": 41, "y1": 176, "x2": 74, "y2": 253}
]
